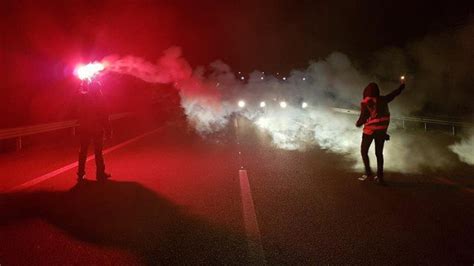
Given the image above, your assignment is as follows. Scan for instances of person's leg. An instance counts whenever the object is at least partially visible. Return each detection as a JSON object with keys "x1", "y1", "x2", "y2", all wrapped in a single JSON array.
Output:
[
  {"x1": 78, "y1": 134, "x2": 90, "y2": 178},
  {"x1": 374, "y1": 132, "x2": 386, "y2": 182},
  {"x1": 93, "y1": 133, "x2": 105, "y2": 177},
  {"x1": 360, "y1": 133, "x2": 374, "y2": 177}
]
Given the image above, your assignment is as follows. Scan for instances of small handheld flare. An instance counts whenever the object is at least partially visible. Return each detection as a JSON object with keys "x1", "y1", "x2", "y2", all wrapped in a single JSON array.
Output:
[
  {"x1": 74, "y1": 62, "x2": 105, "y2": 81},
  {"x1": 400, "y1": 75, "x2": 405, "y2": 83}
]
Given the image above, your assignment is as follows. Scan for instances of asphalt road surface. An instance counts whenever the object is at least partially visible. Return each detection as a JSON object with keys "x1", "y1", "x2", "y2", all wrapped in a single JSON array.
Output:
[{"x1": 1, "y1": 118, "x2": 473, "y2": 265}]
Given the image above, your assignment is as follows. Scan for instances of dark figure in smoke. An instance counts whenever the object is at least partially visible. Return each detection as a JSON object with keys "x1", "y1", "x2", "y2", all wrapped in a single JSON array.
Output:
[
  {"x1": 77, "y1": 81, "x2": 112, "y2": 182},
  {"x1": 356, "y1": 80, "x2": 405, "y2": 185}
]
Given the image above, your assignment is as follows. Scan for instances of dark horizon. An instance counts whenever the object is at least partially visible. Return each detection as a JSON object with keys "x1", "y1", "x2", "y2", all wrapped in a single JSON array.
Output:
[{"x1": 3, "y1": 0, "x2": 472, "y2": 70}]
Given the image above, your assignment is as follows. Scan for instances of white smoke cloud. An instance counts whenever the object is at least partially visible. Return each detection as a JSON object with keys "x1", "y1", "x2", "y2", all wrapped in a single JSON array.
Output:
[
  {"x1": 450, "y1": 131, "x2": 474, "y2": 165},
  {"x1": 103, "y1": 46, "x2": 192, "y2": 84},
  {"x1": 101, "y1": 40, "x2": 473, "y2": 173}
]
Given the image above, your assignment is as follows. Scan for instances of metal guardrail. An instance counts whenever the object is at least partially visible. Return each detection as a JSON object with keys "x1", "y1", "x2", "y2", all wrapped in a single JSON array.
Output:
[
  {"x1": 332, "y1": 107, "x2": 474, "y2": 135},
  {"x1": 0, "y1": 112, "x2": 133, "y2": 151}
]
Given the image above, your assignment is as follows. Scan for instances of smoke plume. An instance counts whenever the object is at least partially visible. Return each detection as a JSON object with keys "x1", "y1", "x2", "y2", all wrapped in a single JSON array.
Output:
[
  {"x1": 450, "y1": 130, "x2": 474, "y2": 165},
  {"x1": 101, "y1": 22, "x2": 474, "y2": 173}
]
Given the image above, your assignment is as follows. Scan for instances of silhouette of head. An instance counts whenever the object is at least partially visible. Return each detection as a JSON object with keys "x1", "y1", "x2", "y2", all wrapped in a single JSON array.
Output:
[{"x1": 363, "y1": 82, "x2": 380, "y2": 98}]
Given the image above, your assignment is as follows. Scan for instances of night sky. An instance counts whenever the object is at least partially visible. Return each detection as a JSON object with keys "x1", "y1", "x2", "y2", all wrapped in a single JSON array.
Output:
[{"x1": 1, "y1": 0, "x2": 473, "y2": 126}]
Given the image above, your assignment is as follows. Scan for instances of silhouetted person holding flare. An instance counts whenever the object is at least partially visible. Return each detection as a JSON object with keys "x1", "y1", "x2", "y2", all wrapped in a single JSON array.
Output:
[
  {"x1": 356, "y1": 78, "x2": 406, "y2": 185},
  {"x1": 77, "y1": 81, "x2": 112, "y2": 182}
]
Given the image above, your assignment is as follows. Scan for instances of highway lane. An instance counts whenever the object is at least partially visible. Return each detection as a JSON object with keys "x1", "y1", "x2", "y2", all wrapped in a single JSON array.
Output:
[
  {"x1": 236, "y1": 117, "x2": 474, "y2": 265},
  {"x1": 0, "y1": 124, "x2": 248, "y2": 265},
  {"x1": 1, "y1": 117, "x2": 473, "y2": 265}
]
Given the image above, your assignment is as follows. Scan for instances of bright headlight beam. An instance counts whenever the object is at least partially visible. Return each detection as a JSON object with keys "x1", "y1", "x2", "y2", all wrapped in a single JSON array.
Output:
[
  {"x1": 238, "y1": 100, "x2": 246, "y2": 108},
  {"x1": 279, "y1": 101, "x2": 287, "y2": 108}
]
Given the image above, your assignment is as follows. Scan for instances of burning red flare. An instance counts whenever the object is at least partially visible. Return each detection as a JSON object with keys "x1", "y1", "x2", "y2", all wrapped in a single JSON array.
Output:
[{"x1": 74, "y1": 62, "x2": 105, "y2": 81}]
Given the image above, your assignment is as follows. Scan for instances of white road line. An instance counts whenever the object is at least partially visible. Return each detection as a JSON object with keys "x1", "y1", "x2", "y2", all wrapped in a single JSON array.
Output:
[
  {"x1": 7, "y1": 128, "x2": 162, "y2": 193},
  {"x1": 239, "y1": 169, "x2": 266, "y2": 264},
  {"x1": 436, "y1": 177, "x2": 474, "y2": 194},
  {"x1": 435, "y1": 177, "x2": 456, "y2": 186}
]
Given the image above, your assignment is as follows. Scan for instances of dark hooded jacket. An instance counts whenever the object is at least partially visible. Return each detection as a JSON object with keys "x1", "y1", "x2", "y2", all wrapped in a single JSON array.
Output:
[
  {"x1": 356, "y1": 82, "x2": 405, "y2": 134},
  {"x1": 77, "y1": 82, "x2": 111, "y2": 136}
]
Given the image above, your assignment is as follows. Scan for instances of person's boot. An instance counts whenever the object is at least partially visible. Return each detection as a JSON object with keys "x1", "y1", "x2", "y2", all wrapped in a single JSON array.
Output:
[
  {"x1": 374, "y1": 176, "x2": 387, "y2": 186},
  {"x1": 77, "y1": 173, "x2": 86, "y2": 182},
  {"x1": 96, "y1": 172, "x2": 111, "y2": 181},
  {"x1": 358, "y1": 172, "x2": 373, "y2": 181}
]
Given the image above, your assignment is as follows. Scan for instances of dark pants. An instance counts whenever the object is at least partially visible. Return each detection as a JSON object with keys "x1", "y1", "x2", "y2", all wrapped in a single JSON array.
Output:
[
  {"x1": 361, "y1": 131, "x2": 386, "y2": 178},
  {"x1": 78, "y1": 131, "x2": 105, "y2": 177}
]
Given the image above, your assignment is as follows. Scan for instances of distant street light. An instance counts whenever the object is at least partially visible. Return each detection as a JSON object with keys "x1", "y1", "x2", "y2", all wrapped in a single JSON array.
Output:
[
  {"x1": 238, "y1": 100, "x2": 246, "y2": 108},
  {"x1": 280, "y1": 101, "x2": 287, "y2": 108},
  {"x1": 260, "y1": 101, "x2": 266, "y2": 108}
]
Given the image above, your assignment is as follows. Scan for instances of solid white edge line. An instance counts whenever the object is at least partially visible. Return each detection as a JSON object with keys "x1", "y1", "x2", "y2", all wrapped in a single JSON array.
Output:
[
  {"x1": 239, "y1": 169, "x2": 266, "y2": 264},
  {"x1": 7, "y1": 128, "x2": 162, "y2": 193}
]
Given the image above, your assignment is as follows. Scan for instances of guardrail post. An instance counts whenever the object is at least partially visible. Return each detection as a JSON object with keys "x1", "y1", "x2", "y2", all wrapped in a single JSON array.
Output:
[
  {"x1": 402, "y1": 120, "x2": 405, "y2": 129},
  {"x1": 452, "y1": 125, "x2": 455, "y2": 136},
  {"x1": 16, "y1": 137, "x2": 22, "y2": 151},
  {"x1": 424, "y1": 123, "x2": 427, "y2": 132}
]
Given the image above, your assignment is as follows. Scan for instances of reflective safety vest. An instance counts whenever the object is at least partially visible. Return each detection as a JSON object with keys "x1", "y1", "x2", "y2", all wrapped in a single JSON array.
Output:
[{"x1": 362, "y1": 97, "x2": 390, "y2": 135}]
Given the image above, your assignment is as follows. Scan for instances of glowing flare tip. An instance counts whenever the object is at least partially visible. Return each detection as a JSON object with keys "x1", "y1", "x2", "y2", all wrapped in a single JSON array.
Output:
[
  {"x1": 260, "y1": 101, "x2": 266, "y2": 108},
  {"x1": 280, "y1": 101, "x2": 287, "y2": 108},
  {"x1": 238, "y1": 100, "x2": 246, "y2": 108},
  {"x1": 75, "y1": 62, "x2": 105, "y2": 80}
]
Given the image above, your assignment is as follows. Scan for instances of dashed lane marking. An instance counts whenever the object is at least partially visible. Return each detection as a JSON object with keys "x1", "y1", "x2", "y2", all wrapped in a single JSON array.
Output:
[
  {"x1": 7, "y1": 128, "x2": 163, "y2": 193},
  {"x1": 239, "y1": 169, "x2": 266, "y2": 264}
]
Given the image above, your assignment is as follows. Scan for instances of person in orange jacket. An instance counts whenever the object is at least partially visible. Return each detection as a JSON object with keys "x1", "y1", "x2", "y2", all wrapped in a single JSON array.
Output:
[
  {"x1": 77, "y1": 81, "x2": 112, "y2": 182},
  {"x1": 356, "y1": 79, "x2": 405, "y2": 185}
]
